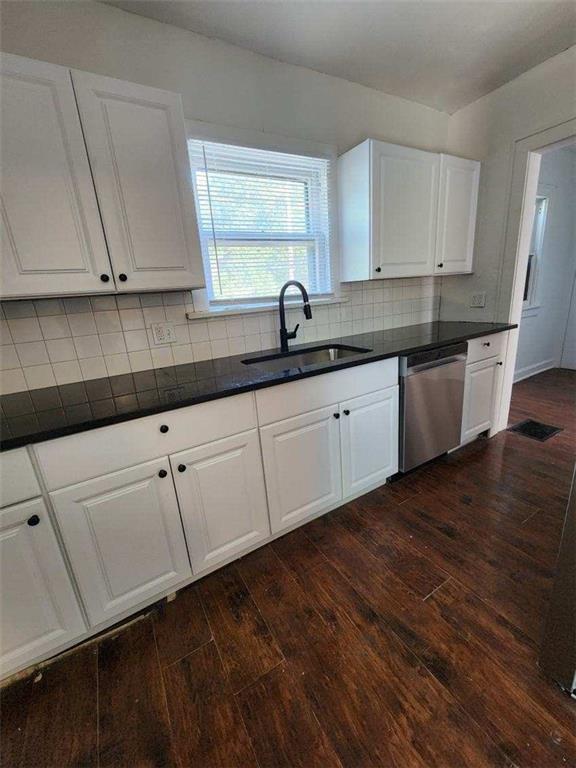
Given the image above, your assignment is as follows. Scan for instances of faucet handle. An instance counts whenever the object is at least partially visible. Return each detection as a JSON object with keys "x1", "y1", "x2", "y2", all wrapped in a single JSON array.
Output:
[{"x1": 293, "y1": 323, "x2": 300, "y2": 336}]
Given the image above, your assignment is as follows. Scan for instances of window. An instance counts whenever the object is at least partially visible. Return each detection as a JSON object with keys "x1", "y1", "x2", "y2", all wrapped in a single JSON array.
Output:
[
  {"x1": 524, "y1": 196, "x2": 548, "y2": 308},
  {"x1": 187, "y1": 139, "x2": 333, "y2": 305}
]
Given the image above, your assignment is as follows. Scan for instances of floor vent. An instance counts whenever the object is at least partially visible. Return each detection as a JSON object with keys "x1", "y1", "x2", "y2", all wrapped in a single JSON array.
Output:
[{"x1": 507, "y1": 419, "x2": 563, "y2": 442}]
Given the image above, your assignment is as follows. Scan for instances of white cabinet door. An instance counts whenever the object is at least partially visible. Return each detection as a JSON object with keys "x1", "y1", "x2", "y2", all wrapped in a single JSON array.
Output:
[
  {"x1": 340, "y1": 386, "x2": 399, "y2": 498},
  {"x1": 260, "y1": 406, "x2": 342, "y2": 533},
  {"x1": 171, "y1": 430, "x2": 270, "y2": 574},
  {"x1": 461, "y1": 357, "x2": 501, "y2": 443},
  {"x1": 51, "y1": 458, "x2": 191, "y2": 626},
  {"x1": 0, "y1": 498, "x2": 85, "y2": 679},
  {"x1": 0, "y1": 54, "x2": 112, "y2": 298},
  {"x1": 72, "y1": 70, "x2": 204, "y2": 292},
  {"x1": 435, "y1": 154, "x2": 480, "y2": 275},
  {"x1": 372, "y1": 141, "x2": 439, "y2": 278}
]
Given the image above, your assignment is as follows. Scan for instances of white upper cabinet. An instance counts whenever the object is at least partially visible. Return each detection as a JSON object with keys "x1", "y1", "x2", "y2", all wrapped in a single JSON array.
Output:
[
  {"x1": 338, "y1": 139, "x2": 479, "y2": 281},
  {"x1": 0, "y1": 54, "x2": 113, "y2": 298},
  {"x1": 71, "y1": 70, "x2": 204, "y2": 292},
  {"x1": 435, "y1": 154, "x2": 480, "y2": 275}
]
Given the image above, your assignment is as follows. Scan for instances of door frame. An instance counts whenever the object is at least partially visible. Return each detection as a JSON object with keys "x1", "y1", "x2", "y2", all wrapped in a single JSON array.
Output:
[{"x1": 494, "y1": 118, "x2": 576, "y2": 432}]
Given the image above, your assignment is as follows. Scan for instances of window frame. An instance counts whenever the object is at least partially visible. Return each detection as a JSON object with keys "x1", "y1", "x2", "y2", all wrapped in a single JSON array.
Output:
[{"x1": 186, "y1": 120, "x2": 340, "y2": 312}]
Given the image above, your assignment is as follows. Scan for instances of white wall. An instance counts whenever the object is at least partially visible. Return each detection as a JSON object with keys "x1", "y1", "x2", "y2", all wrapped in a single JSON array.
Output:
[
  {"x1": 440, "y1": 46, "x2": 576, "y2": 323},
  {"x1": 560, "y1": 151, "x2": 576, "y2": 370},
  {"x1": 0, "y1": 1, "x2": 448, "y2": 155},
  {"x1": 514, "y1": 148, "x2": 576, "y2": 380}
]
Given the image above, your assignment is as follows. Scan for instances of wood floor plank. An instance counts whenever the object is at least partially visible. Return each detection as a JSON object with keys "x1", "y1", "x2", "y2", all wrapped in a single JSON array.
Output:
[
  {"x1": 198, "y1": 564, "x2": 284, "y2": 693},
  {"x1": 153, "y1": 585, "x2": 211, "y2": 667},
  {"x1": 236, "y1": 662, "x2": 344, "y2": 768},
  {"x1": 0, "y1": 674, "x2": 32, "y2": 768},
  {"x1": 163, "y1": 640, "x2": 258, "y2": 768},
  {"x1": 271, "y1": 526, "x2": 327, "y2": 579},
  {"x1": 98, "y1": 616, "x2": 176, "y2": 768},
  {"x1": 19, "y1": 645, "x2": 98, "y2": 768}
]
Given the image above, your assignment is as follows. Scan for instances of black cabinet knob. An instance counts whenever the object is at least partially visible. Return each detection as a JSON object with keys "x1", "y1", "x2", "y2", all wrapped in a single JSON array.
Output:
[
  {"x1": 118, "y1": 273, "x2": 128, "y2": 282},
  {"x1": 343, "y1": 409, "x2": 350, "y2": 416},
  {"x1": 100, "y1": 274, "x2": 110, "y2": 283},
  {"x1": 497, "y1": 361, "x2": 503, "y2": 366},
  {"x1": 375, "y1": 267, "x2": 382, "y2": 273},
  {"x1": 333, "y1": 413, "x2": 340, "y2": 419},
  {"x1": 27, "y1": 515, "x2": 40, "y2": 527},
  {"x1": 158, "y1": 469, "x2": 167, "y2": 478},
  {"x1": 437, "y1": 263, "x2": 444, "y2": 268},
  {"x1": 482, "y1": 342, "x2": 491, "y2": 347},
  {"x1": 178, "y1": 464, "x2": 186, "y2": 473},
  {"x1": 160, "y1": 424, "x2": 169, "y2": 433}
]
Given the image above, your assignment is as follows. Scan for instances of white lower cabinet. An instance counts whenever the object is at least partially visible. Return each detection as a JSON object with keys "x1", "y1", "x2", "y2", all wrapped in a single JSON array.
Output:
[
  {"x1": 50, "y1": 457, "x2": 191, "y2": 626},
  {"x1": 171, "y1": 430, "x2": 270, "y2": 574},
  {"x1": 0, "y1": 498, "x2": 85, "y2": 678},
  {"x1": 260, "y1": 406, "x2": 343, "y2": 534},
  {"x1": 340, "y1": 387, "x2": 399, "y2": 498},
  {"x1": 461, "y1": 357, "x2": 502, "y2": 443}
]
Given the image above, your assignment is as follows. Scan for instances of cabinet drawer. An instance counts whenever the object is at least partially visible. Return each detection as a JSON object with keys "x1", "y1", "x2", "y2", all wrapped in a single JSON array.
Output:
[
  {"x1": 467, "y1": 333, "x2": 506, "y2": 365},
  {"x1": 0, "y1": 448, "x2": 41, "y2": 508},
  {"x1": 34, "y1": 392, "x2": 256, "y2": 491},
  {"x1": 256, "y1": 359, "x2": 398, "y2": 426}
]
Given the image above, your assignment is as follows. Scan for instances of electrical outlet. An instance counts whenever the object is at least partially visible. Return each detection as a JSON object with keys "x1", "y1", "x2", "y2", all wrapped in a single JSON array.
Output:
[
  {"x1": 470, "y1": 292, "x2": 486, "y2": 308},
  {"x1": 151, "y1": 322, "x2": 177, "y2": 345}
]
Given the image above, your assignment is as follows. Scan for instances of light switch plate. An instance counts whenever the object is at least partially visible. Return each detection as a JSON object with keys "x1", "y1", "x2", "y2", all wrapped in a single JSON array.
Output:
[
  {"x1": 470, "y1": 292, "x2": 486, "y2": 308},
  {"x1": 151, "y1": 322, "x2": 176, "y2": 345}
]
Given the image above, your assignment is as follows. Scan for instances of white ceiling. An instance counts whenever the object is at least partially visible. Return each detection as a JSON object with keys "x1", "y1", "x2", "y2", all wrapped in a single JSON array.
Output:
[{"x1": 102, "y1": 1, "x2": 576, "y2": 113}]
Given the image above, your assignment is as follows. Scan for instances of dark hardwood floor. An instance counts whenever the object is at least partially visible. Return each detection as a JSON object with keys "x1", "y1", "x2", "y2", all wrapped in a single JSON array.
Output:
[{"x1": 2, "y1": 368, "x2": 575, "y2": 768}]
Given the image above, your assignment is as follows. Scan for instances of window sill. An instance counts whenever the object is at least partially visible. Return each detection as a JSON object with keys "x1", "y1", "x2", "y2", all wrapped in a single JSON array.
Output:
[{"x1": 185, "y1": 295, "x2": 349, "y2": 321}]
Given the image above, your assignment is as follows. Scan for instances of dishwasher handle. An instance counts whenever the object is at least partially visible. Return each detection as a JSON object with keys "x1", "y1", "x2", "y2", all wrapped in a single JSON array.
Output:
[{"x1": 403, "y1": 353, "x2": 467, "y2": 376}]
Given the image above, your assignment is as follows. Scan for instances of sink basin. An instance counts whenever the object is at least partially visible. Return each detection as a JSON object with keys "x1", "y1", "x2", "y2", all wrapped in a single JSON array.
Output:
[{"x1": 242, "y1": 344, "x2": 372, "y2": 373}]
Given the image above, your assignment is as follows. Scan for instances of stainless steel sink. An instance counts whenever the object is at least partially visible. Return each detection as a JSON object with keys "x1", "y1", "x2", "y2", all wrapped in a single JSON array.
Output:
[{"x1": 242, "y1": 344, "x2": 372, "y2": 373}]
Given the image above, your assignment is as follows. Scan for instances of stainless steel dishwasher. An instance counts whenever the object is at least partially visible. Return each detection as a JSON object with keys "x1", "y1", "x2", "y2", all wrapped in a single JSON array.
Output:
[{"x1": 399, "y1": 342, "x2": 467, "y2": 472}]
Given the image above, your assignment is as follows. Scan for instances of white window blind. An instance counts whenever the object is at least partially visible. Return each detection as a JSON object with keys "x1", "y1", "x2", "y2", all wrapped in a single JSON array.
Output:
[{"x1": 187, "y1": 139, "x2": 333, "y2": 304}]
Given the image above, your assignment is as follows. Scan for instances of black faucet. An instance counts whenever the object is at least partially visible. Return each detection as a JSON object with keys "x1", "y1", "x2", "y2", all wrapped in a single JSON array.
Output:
[{"x1": 278, "y1": 280, "x2": 313, "y2": 353}]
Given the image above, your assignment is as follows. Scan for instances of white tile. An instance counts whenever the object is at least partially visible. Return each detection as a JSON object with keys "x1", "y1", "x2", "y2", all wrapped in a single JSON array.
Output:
[
  {"x1": 23, "y1": 364, "x2": 56, "y2": 390},
  {"x1": 189, "y1": 321, "x2": 209, "y2": 343},
  {"x1": 142, "y1": 306, "x2": 166, "y2": 325},
  {"x1": 151, "y1": 346, "x2": 174, "y2": 368},
  {"x1": 124, "y1": 329, "x2": 149, "y2": 352},
  {"x1": 172, "y1": 344, "x2": 194, "y2": 365},
  {"x1": 73, "y1": 335, "x2": 102, "y2": 359},
  {"x1": 259, "y1": 333, "x2": 275, "y2": 351},
  {"x1": 0, "y1": 345, "x2": 20, "y2": 370},
  {"x1": 191, "y1": 341, "x2": 212, "y2": 361},
  {"x1": 104, "y1": 353, "x2": 131, "y2": 377},
  {"x1": 140, "y1": 293, "x2": 164, "y2": 307},
  {"x1": 34, "y1": 299, "x2": 64, "y2": 316},
  {"x1": 79, "y1": 357, "x2": 108, "y2": 381},
  {"x1": 67, "y1": 313, "x2": 97, "y2": 337},
  {"x1": 258, "y1": 313, "x2": 275, "y2": 333},
  {"x1": 208, "y1": 320, "x2": 227, "y2": 340},
  {"x1": 0, "y1": 320, "x2": 12, "y2": 344},
  {"x1": 63, "y1": 297, "x2": 91, "y2": 314},
  {"x1": 165, "y1": 305, "x2": 186, "y2": 324},
  {"x1": 226, "y1": 317, "x2": 244, "y2": 338},
  {"x1": 100, "y1": 332, "x2": 127, "y2": 355},
  {"x1": 53, "y1": 360, "x2": 83, "y2": 385},
  {"x1": 128, "y1": 350, "x2": 153, "y2": 372},
  {"x1": 116, "y1": 294, "x2": 141, "y2": 309},
  {"x1": 242, "y1": 315, "x2": 260, "y2": 336},
  {"x1": 90, "y1": 295, "x2": 117, "y2": 312},
  {"x1": 174, "y1": 324, "x2": 190, "y2": 345},
  {"x1": 0, "y1": 368, "x2": 27, "y2": 394},
  {"x1": 2, "y1": 301, "x2": 36, "y2": 319},
  {"x1": 210, "y1": 339, "x2": 229, "y2": 358},
  {"x1": 94, "y1": 310, "x2": 122, "y2": 334},
  {"x1": 244, "y1": 334, "x2": 261, "y2": 353},
  {"x1": 45, "y1": 338, "x2": 76, "y2": 363},
  {"x1": 9, "y1": 317, "x2": 43, "y2": 342},
  {"x1": 228, "y1": 336, "x2": 246, "y2": 355},
  {"x1": 119, "y1": 308, "x2": 145, "y2": 331},
  {"x1": 163, "y1": 292, "x2": 185, "y2": 306}
]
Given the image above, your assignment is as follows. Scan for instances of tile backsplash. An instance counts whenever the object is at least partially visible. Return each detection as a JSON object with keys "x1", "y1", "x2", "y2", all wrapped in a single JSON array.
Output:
[{"x1": 0, "y1": 278, "x2": 440, "y2": 394}]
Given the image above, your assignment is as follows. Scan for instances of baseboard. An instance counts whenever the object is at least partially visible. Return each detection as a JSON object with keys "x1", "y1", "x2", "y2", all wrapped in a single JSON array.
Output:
[{"x1": 513, "y1": 358, "x2": 556, "y2": 383}]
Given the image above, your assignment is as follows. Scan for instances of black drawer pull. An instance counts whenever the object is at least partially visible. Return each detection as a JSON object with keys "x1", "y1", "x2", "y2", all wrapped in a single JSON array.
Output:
[
  {"x1": 100, "y1": 274, "x2": 110, "y2": 283},
  {"x1": 160, "y1": 424, "x2": 169, "y2": 433},
  {"x1": 118, "y1": 273, "x2": 128, "y2": 282},
  {"x1": 158, "y1": 469, "x2": 167, "y2": 478},
  {"x1": 178, "y1": 464, "x2": 186, "y2": 473},
  {"x1": 375, "y1": 267, "x2": 382, "y2": 273},
  {"x1": 437, "y1": 263, "x2": 444, "y2": 268},
  {"x1": 343, "y1": 409, "x2": 350, "y2": 416},
  {"x1": 482, "y1": 342, "x2": 491, "y2": 347},
  {"x1": 27, "y1": 515, "x2": 40, "y2": 527},
  {"x1": 333, "y1": 413, "x2": 340, "y2": 419}
]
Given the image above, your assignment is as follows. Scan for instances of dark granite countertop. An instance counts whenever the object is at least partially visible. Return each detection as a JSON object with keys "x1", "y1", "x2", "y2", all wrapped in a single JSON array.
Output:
[{"x1": 0, "y1": 321, "x2": 516, "y2": 451}]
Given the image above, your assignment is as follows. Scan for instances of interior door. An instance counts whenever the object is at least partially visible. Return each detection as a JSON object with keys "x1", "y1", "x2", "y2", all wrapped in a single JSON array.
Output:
[
  {"x1": 461, "y1": 357, "x2": 500, "y2": 442},
  {"x1": 260, "y1": 406, "x2": 342, "y2": 533},
  {"x1": 435, "y1": 154, "x2": 480, "y2": 275},
  {"x1": 171, "y1": 430, "x2": 270, "y2": 574},
  {"x1": 372, "y1": 140, "x2": 439, "y2": 278},
  {"x1": 0, "y1": 498, "x2": 85, "y2": 678},
  {"x1": 340, "y1": 386, "x2": 399, "y2": 498},
  {"x1": 51, "y1": 457, "x2": 191, "y2": 626},
  {"x1": 0, "y1": 53, "x2": 113, "y2": 298},
  {"x1": 71, "y1": 70, "x2": 204, "y2": 292}
]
